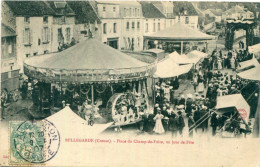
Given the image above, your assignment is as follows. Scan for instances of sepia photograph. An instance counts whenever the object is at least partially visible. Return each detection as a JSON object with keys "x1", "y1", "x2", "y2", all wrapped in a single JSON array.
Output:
[{"x1": 0, "y1": 0, "x2": 260, "y2": 166}]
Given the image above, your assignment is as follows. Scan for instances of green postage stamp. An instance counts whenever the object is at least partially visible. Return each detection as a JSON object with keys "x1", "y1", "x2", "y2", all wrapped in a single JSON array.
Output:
[{"x1": 9, "y1": 119, "x2": 60, "y2": 165}]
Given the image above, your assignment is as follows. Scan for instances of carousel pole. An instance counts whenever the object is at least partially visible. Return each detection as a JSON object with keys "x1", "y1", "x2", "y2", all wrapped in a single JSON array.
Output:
[
  {"x1": 91, "y1": 84, "x2": 94, "y2": 105},
  {"x1": 181, "y1": 41, "x2": 183, "y2": 55}
]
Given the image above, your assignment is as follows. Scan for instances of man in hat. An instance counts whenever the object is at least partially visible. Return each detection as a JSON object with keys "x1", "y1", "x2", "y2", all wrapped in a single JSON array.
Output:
[
  {"x1": 179, "y1": 95, "x2": 186, "y2": 106},
  {"x1": 168, "y1": 113, "x2": 178, "y2": 137},
  {"x1": 211, "y1": 112, "x2": 218, "y2": 136},
  {"x1": 177, "y1": 111, "x2": 185, "y2": 136}
]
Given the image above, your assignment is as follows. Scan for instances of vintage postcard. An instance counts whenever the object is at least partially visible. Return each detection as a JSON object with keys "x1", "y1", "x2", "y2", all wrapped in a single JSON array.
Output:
[{"x1": 1, "y1": 0, "x2": 260, "y2": 166}]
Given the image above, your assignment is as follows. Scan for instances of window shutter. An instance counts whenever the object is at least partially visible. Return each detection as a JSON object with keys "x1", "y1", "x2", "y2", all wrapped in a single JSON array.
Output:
[
  {"x1": 47, "y1": 28, "x2": 50, "y2": 42},
  {"x1": 30, "y1": 29, "x2": 33, "y2": 44},
  {"x1": 41, "y1": 28, "x2": 44, "y2": 42},
  {"x1": 22, "y1": 29, "x2": 25, "y2": 44}
]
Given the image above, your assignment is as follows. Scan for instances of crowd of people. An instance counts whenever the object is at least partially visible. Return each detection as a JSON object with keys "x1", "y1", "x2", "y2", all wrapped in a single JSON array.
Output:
[{"x1": 204, "y1": 48, "x2": 254, "y2": 71}]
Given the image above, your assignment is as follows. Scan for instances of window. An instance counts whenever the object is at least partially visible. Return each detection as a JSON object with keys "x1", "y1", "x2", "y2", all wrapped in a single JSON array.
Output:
[
  {"x1": 132, "y1": 22, "x2": 135, "y2": 29},
  {"x1": 137, "y1": 37, "x2": 140, "y2": 47},
  {"x1": 158, "y1": 23, "x2": 160, "y2": 31},
  {"x1": 129, "y1": 8, "x2": 132, "y2": 16},
  {"x1": 137, "y1": 9, "x2": 140, "y2": 16},
  {"x1": 145, "y1": 23, "x2": 148, "y2": 32},
  {"x1": 34, "y1": 52, "x2": 38, "y2": 56},
  {"x1": 185, "y1": 17, "x2": 189, "y2": 24},
  {"x1": 24, "y1": 16, "x2": 30, "y2": 23},
  {"x1": 66, "y1": 28, "x2": 71, "y2": 41},
  {"x1": 42, "y1": 27, "x2": 50, "y2": 43},
  {"x1": 113, "y1": 23, "x2": 117, "y2": 33},
  {"x1": 153, "y1": 23, "x2": 156, "y2": 32},
  {"x1": 137, "y1": 21, "x2": 140, "y2": 29},
  {"x1": 113, "y1": 7, "x2": 116, "y2": 12},
  {"x1": 126, "y1": 22, "x2": 129, "y2": 30},
  {"x1": 8, "y1": 44, "x2": 12, "y2": 54},
  {"x1": 135, "y1": 8, "x2": 137, "y2": 17},
  {"x1": 124, "y1": 8, "x2": 126, "y2": 17},
  {"x1": 43, "y1": 16, "x2": 48, "y2": 23},
  {"x1": 23, "y1": 28, "x2": 31, "y2": 44},
  {"x1": 103, "y1": 23, "x2": 107, "y2": 34},
  {"x1": 26, "y1": 54, "x2": 30, "y2": 58},
  {"x1": 103, "y1": 6, "x2": 106, "y2": 12}
]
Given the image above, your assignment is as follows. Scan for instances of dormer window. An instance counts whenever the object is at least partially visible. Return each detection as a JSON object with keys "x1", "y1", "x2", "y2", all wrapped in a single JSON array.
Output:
[
  {"x1": 113, "y1": 7, "x2": 116, "y2": 12},
  {"x1": 24, "y1": 16, "x2": 30, "y2": 23},
  {"x1": 103, "y1": 6, "x2": 106, "y2": 12},
  {"x1": 43, "y1": 16, "x2": 48, "y2": 24}
]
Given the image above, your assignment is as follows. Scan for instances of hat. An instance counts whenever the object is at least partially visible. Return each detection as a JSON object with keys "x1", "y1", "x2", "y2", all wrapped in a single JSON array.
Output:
[
  {"x1": 181, "y1": 94, "x2": 184, "y2": 98},
  {"x1": 187, "y1": 93, "x2": 193, "y2": 98},
  {"x1": 155, "y1": 104, "x2": 159, "y2": 107}
]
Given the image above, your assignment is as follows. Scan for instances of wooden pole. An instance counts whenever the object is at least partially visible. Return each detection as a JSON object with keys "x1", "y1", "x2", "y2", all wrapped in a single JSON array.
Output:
[
  {"x1": 91, "y1": 84, "x2": 94, "y2": 105},
  {"x1": 181, "y1": 41, "x2": 183, "y2": 55},
  {"x1": 253, "y1": 84, "x2": 260, "y2": 137}
]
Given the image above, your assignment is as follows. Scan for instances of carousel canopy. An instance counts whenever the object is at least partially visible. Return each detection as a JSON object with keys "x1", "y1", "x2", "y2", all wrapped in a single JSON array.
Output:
[
  {"x1": 46, "y1": 106, "x2": 113, "y2": 136},
  {"x1": 215, "y1": 94, "x2": 250, "y2": 122},
  {"x1": 237, "y1": 65, "x2": 260, "y2": 81},
  {"x1": 25, "y1": 38, "x2": 148, "y2": 70},
  {"x1": 153, "y1": 56, "x2": 192, "y2": 78},
  {"x1": 169, "y1": 51, "x2": 201, "y2": 64},
  {"x1": 24, "y1": 38, "x2": 154, "y2": 83},
  {"x1": 237, "y1": 57, "x2": 259, "y2": 71},
  {"x1": 143, "y1": 22, "x2": 215, "y2": 41},
  {"x1": 248, "y1": 43, "x2": 260, "y2": 54}
]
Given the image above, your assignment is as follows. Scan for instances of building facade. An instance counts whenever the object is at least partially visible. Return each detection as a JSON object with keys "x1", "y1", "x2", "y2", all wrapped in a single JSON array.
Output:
[{"x1": 3, "y1": 1, "x2": 56, "y2": 72}]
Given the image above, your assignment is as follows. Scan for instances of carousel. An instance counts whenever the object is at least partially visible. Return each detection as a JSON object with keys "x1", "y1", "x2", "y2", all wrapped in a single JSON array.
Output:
[{"x1": 23, "y1": 38, "x2": 155, "y2": 125}]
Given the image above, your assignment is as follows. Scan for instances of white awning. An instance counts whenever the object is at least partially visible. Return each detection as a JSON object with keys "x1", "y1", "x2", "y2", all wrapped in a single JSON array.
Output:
[
  {"x1": 169, "y1": 51, "x2": 201, "y2": 64},
  {"x1": 248, "y1": 43, "x2": 260, "y2": 54},
  {"x1": 215, "y1": 94, "x2": 250, "y2": 123},
  {"x1": 237, "y1": 57, "x2": 259, "y2": 71},
  {"x1": 153, "y1": 56, "x2": 192, "y2": 78}
]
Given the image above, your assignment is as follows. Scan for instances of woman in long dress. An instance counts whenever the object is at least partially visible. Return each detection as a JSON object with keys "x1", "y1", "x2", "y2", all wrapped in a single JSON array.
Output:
[
  {"x1": 153, "y1": 111, "x2": 165, "y2": 134},
  {"x1": 230, "y1": 57, "x2": 235, "y2": 69}
]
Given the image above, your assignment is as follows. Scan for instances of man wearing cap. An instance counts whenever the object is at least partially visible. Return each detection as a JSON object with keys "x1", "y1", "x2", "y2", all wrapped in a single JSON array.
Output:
[{"x1": 177, "y1": 111, "x2": 185, "y2": 136}]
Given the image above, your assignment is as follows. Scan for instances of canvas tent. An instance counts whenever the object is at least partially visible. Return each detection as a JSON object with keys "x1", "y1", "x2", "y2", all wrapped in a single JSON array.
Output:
[
  {"x1": 186, "y1": 50, "x2": 208, "y2": 59},
  {"x1": 237, "y1": 65, "x2": 260, "y2": 81},
  {"x1": 46, "y1": 106, "x2": 113, "y2": 137},
  {"x1": 248, "y1": 43, "x2": 260, "y2": 55},
  {"x1": 169, "y1": 51, "x2": 201, "y2": 65},
  {"x1": 237, "y1": 57, "x2": 259, "y2": 71},
  {"x1": 153, "y1": 56, "x2": 192, "y2": 78},
  {"x1": 215, "y1": 94, "x2": 250, "y2": 123}
]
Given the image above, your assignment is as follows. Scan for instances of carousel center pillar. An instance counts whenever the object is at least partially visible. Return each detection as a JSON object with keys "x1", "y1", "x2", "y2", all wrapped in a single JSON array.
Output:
[
  {"x1": 181, "y1": 41, "x2": 184, "y2": 55},
  {"x1": 91, "y1": 84, "x2": 94, "y2": 105}
]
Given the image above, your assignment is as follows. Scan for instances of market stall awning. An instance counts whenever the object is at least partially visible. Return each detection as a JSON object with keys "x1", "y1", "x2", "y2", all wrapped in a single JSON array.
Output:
[
  {"x1": 186, "y1": 50, "x2": 208, "y2": 59},
  {"x1": 24, "y1": 38, "x2": 154, "y2": 83},
  {"x1": 143, "y1": 22, "x2": 216, "y2": 41},
  {"x1": 237, "y1": 65, "x2": 260, "y2": 81},
  {"x1": 237, "y1": 57, "x2": 259, "y2": 71},
  {"x1": 248, "y1": 43, "x2": 260, "y2": 54},
  {"x1": 46, "y1": 106, "x2": 113, "y2": 136},
  {"x1": 169, "y1": 51, "x2": 201, "y2": 64},
  {"x1": 215, "y1": 94, "x2": 250, "y2": 122},
  {"x1": 153, "y1": 56, "x2": 192, "y2": 78}
]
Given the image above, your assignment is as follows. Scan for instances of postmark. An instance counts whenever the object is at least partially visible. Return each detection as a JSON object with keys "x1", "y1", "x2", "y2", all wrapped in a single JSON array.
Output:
[
  {"x1": 10, "y1": 119, "x2": 60, "y2": 164},
  {"x1": 238, "y1": 109, "x2": 247, "y2": 120}
]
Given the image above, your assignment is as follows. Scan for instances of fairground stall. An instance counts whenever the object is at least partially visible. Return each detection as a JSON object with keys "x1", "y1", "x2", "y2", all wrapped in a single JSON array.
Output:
[
  {"x1": 143, "y1": 22, "x2": 215, "y2": 55},
  {"x1": 237, "y1": 65, "x2": 260, "y2": 137},
  {"x1": 23, "y1": 38, "x2": 155, "y2": 124},
  {"x1": 215, "y1": 94, "x2": 251, "y2": 137}
]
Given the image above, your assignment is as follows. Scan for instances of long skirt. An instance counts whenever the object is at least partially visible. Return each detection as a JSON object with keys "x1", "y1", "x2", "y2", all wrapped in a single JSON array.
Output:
[{"x1": 153, "y1": 119, "x2": 165, "y2": 134}]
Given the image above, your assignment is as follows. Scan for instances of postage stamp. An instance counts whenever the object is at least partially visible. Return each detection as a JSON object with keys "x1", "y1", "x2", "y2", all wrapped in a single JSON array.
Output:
[{"x1": 9, "y1": 119, "x2": 60, "y2": 164}]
